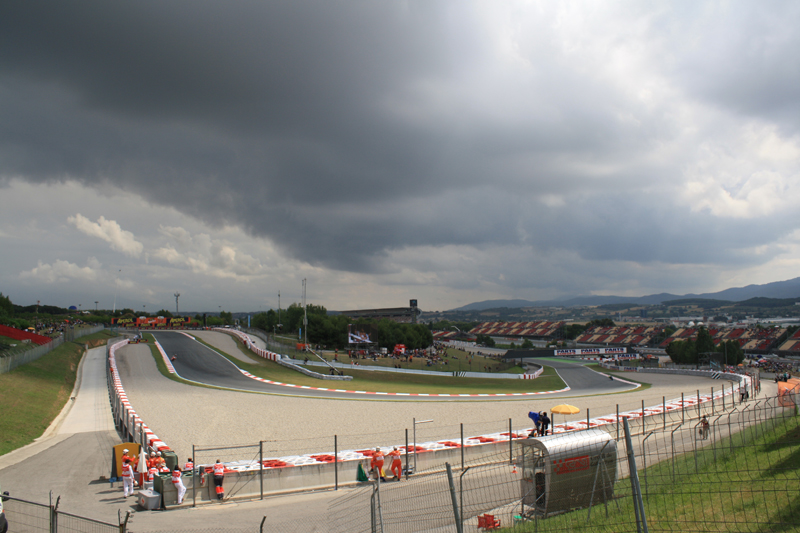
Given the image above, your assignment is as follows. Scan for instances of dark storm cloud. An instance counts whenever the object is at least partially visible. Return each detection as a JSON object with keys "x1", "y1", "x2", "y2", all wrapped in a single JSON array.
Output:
[
  {"x1": 669, "y1": 2, "x2": 800, "y2": 133},
  {"x1": 1, "y1": 1, "x2": 798, "y2": 277}
]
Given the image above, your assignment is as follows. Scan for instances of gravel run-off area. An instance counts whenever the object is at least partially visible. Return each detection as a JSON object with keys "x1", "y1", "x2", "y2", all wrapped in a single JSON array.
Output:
[{"x1": 115, "y1": 332, "x2": 738, "y2": 463}]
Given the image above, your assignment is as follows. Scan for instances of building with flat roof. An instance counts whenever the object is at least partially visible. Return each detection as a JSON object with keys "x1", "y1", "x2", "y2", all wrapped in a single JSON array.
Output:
[{"x1": 339, "y1": 300, "x2": 420, "y2": 324}]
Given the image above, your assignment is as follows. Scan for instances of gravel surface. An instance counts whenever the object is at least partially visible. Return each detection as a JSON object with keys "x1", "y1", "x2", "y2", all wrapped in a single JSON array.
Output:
[{"x1": 115, "y1": 332, "x2": 737, "y2": 462}]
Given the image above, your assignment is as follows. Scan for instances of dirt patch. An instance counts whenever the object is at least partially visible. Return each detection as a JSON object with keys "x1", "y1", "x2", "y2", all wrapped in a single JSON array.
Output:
[{"x1": 84, "y1": 339, "x2": 108, "y2": 348}]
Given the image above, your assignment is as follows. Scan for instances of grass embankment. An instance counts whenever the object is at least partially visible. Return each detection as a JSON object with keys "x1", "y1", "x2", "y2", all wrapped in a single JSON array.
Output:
[
  {"x1": 0, "y1": 334, "x2": 33, "y2": 357},
  {"x1": 0, "y1": 330, "x2": 117, "y2": 456},
  {"x1": 512, "y1": 411, "x2": 800, "y2": 532},
  {"x1": 197, "y1": 336, "x2": 566, "y2": 395},
  {"x1": 308, "y1": 347, "x2": 522, "y2": 374}
]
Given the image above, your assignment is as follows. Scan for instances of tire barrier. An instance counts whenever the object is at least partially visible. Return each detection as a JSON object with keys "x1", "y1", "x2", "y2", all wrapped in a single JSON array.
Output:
[{"x1": 107, "y1": 339, "x2": 172, "y2": 455}]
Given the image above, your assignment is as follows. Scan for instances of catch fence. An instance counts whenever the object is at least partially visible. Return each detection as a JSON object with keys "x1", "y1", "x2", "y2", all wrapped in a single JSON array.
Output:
[
  {"x1": 181, "y1": 374, "x2": 759, "y2": 503},
  {"x1": 0, "y1": 325, "x2": 105, "y2": 374},
  {"x1": 321, "y1": 390, "x2": 798, "y2": 532},
  {"x1": 2, "y1": 493, "x2": 124, "y2": 533}
]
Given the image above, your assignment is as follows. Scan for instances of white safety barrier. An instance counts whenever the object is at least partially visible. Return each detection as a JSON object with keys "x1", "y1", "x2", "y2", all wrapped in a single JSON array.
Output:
[
  {"x1": 211, "y1": 327, "x2": 352, "y2": 381},
  {"x1": 107, "y1": 339, "x2": 172, "y2": 455}
]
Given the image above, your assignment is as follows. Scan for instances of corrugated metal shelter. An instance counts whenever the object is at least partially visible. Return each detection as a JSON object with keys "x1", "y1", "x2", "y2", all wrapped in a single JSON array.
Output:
[{"x1": 520, "y1": 429, "x2": 617, "y2": 518}]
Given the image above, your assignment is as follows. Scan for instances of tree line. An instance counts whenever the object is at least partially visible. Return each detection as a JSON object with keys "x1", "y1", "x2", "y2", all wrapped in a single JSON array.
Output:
[
  {"x1": 250, "y1": 303, "x2": 433, "y2": 351},
  {"x1": 665, "y1": 326, "x2": 745, "y2": 366}
]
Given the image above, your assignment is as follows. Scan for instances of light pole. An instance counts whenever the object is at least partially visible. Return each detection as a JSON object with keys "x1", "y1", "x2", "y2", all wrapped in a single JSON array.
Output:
[
  {"x1": 112, "y1": 269, "x2": 121, "y2": 314},
  {"x1": 95, "y1": 301, "x2": 98, "y2": 312},
  {"x1": 302, "y1": 279, "x2": 308, "y2": 348}
]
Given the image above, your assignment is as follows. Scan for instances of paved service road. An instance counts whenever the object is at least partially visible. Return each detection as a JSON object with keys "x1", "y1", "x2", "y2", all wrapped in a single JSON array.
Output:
[{"x1": 151, "y1": 331, "x2": 637, "y2": 401}]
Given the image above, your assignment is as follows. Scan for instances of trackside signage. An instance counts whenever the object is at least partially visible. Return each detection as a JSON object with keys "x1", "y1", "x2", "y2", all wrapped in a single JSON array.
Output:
[
  {"x1": 555, "y1": 348, "x2": 627, "y2": 356},
  {"x1": 553, "y1": 455, "x2": 591, "y2": 475}
]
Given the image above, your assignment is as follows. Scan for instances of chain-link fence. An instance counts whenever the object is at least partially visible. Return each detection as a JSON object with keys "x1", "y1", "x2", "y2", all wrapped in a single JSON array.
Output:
[
  {"x1": 2, "y1": 493, "x2": 123, "y2": 533},
  {"x1": 0, "y1": 325, "x2": 105, "y2": 374},
  {"x1": 321, "y1": 391, "x2": 798, "y2": 532}
]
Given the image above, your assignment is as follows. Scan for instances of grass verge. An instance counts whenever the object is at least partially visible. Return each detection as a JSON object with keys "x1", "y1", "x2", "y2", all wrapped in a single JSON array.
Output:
[
  {"x1": 0, "y1": 341, "x2": 82, "y2": 455},
  {"x1": 197, "y1": 335, "x2": 567, "y2": 395},
  {"x1": 511, "y1": 409, "x2": 800, "y2": 532}
]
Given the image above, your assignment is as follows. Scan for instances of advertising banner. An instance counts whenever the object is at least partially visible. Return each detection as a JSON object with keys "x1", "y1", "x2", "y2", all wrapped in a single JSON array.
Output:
[{"x1": 555, "y1": 347, "x2": 627, "y2": 356}]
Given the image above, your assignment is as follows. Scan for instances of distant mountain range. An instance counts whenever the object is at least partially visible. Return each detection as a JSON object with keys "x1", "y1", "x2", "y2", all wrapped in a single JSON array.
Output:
[{"x1": 451, "y1": 277, "x2": 800, "y2": 311}]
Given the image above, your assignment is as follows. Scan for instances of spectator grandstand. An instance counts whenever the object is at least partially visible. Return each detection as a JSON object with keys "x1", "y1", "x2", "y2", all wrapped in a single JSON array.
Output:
[
  {"x1": 469, "y1": 321, "x2": 564, "y2": 338},
  {"x1": 432, "y1": 331, "x2": 461, "y2": 341},
  {"x1": 777, "y1": 328, "x2": 800, "y2": 353},
  {"x1": 575, "y1": 325, "x2": 664, "y2": 347},
  {"x1": 658, "y1": 326, "x2": 786, "y2": 353},
  {"x1": 0, "y1": 323, "x2": 53, "y2": 346}
]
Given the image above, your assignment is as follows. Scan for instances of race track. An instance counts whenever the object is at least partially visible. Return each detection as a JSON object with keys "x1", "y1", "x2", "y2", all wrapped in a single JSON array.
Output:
[{"x1": 151, "y1": 331, "x2": 637, "y2": 401}]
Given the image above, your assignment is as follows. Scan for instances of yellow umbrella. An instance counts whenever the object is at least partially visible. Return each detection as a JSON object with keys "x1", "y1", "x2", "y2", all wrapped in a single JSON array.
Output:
[
  {"x1": 550, "y1": 404, "x2": 580, "y2": 430},
  {"x1": 551, "y1": 404, "x2": 580, "y2": 415}
]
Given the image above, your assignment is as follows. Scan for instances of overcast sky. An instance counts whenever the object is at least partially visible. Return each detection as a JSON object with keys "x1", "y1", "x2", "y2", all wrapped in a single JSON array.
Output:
[{"x1": 1, "y1": 1, "x2": 799, "y2": 314}]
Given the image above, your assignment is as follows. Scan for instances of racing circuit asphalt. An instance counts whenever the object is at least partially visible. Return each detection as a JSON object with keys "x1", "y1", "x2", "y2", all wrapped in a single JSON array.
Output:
[{"x1": 150, "y1": 331, "x2": 636, "y2": 401}]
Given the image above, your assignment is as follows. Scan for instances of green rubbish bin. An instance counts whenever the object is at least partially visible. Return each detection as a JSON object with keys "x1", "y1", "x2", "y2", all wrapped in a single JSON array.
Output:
[{"x1": 161, "y1": 450, "x2": 179, "y2": 472}]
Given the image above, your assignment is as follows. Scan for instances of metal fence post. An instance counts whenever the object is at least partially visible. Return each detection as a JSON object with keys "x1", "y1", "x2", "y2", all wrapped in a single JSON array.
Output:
[
  {"x1": 370, "y1": 485, "x2": 377, "y2": 533},
  {"x1": 682, "y1": 393, "x2": 685, "y2": 424},
  {"x1": 623, "y1": 418, "x2": 648, "y2": 533},
  {"x1": 663, "y1": 397, "x2": 666, "y2": 430},
  {"x1": 587, "y1": 408, "x2": 590, "y2": 431},
  {"x1": 192, "y1": 444, "x2": 196, "y2": 507},
  {"x1": 446, "y1": 463, "x2": 463, "y2": 533},
  {"x1": 260, "y1": 440, "x2": 264, "y2": 499},
  {"x1": 616, "y1": 404, "x2": 620, "y2": 441},
  {"x1": 405, "y1": 429, "x2": 409, "y2": 480},
  {"x1": 641, "y1": 431, "x2": 654, "y2": 498},
  {"x1": 641, "y1": 400, "x2": 645, "y2": 435},
  {"x1": 460, "y1": 424, "x2": 464, "y2": 470},
  {"x1": 711, "y1": 387, "x2": 715, "y2": 415},
  {"x1": 334, "y1": 435, "x2": 338, "y2": 490},
  {"x1": 697, "y1": 390, "x2": 701, "y2": 418},
  {"x1": 509, "y1": 418, "x2": 513, "y2": 464}
]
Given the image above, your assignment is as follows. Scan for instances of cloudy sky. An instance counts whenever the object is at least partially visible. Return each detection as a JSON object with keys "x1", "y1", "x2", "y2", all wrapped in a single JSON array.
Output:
[{"x1": 1, "y1": 1, "x2": 799, "y2": 314}]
